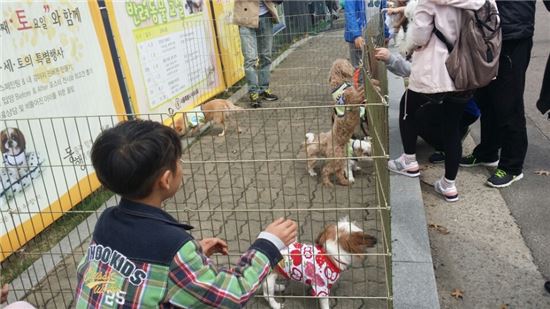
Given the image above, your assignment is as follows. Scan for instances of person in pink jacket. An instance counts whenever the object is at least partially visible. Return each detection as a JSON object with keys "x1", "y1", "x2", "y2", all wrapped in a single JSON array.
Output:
[{"x1": 387, "y1": 0, "x2": 488, "y2": 202}]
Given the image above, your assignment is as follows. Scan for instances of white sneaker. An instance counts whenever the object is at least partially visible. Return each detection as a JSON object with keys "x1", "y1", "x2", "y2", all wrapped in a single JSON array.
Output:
[
  {"x1": 388, "y1": 154, "x2": 420, "y2": 177},
  {"x1": 434, "y1": 178, "x2": 459, "y2": 202}
]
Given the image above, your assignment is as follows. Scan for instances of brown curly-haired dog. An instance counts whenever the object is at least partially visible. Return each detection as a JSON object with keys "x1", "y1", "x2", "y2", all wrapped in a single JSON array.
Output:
[
  {"x1": 305, "y1": 59, "x2": 364, "y2": 187},
  {"x1": 328, "y1": 59, "x2": 355, "y2": 89}
]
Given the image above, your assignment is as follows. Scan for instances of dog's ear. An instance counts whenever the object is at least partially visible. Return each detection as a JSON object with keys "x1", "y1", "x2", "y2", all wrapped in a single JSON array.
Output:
[
  {"x1": 0, "y1": 130, "x2": 8, "y2": 152},
  {"x1": 14, "y1": 128, "x2": 26, "y2": 151},
  {"x1": 315, "y1": 225, "x2": 336, "y2": 246},
  {"x1": 173, "y1": 117, "x2": 186, "y2": 135},
  {"x1": 340, "y1": 231, "x2": 377, "y2": 254}
]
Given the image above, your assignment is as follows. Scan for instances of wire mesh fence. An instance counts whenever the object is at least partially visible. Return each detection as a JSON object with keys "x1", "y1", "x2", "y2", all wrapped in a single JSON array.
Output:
[{"x1": 1, "y1": 3, "x2": 391, "y2": 308}]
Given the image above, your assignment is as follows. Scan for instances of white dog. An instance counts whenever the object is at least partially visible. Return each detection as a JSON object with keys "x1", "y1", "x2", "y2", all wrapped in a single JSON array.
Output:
[
  {"x1": 345, "y1": 137, "x2": 372, "y2": 183},
  {"x1": 304, "y1": 133, "x2": 372, "y2": 183}
]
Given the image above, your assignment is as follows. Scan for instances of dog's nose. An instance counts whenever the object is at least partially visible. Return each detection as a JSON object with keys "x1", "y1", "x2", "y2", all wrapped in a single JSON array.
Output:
[{"x1": 7, "y1": 140, "x2": 14, "y2": 147}]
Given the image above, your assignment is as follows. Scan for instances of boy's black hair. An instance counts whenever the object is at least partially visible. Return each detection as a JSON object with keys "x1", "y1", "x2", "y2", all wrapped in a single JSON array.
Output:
[{"x1": 91, "y1": 119, "x2": 182, "y2": 199}]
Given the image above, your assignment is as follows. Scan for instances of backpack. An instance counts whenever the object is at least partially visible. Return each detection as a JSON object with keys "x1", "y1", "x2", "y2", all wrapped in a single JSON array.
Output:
[{"x1": 433, "y1": 0, "x2": 502, "y2": 90}]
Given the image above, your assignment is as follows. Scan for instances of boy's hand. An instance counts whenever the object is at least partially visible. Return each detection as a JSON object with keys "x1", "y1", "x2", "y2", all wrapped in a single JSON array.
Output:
[
  {"x1": 265, "y1": 218, "x2": 297, "y2": 246},
  {"x1": 199, "y1": 238, "x2": 229, "y2": 257},
  {"x1": 354, "y1": 36, "x2": 365, "y2": 49},
  {"x1": 374, "y1": 48, "x2": 391, "y2": 62}
]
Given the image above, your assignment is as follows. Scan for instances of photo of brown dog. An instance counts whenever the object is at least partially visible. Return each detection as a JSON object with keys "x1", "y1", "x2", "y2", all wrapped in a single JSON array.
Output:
[{"x1": 0, "y1": 127, "x2": 44, "y2": 208}]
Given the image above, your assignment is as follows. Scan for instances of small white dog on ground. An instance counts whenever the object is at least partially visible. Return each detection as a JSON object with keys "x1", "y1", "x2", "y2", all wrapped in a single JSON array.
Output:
[{"x1": 304, "y1": 133, "x2": 372, "y2": 183}]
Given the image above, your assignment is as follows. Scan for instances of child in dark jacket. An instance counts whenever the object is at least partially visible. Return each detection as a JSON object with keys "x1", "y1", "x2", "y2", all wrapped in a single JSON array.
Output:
[{"x1": 75, "y1": 119, "x2": 297, "y2": 308}]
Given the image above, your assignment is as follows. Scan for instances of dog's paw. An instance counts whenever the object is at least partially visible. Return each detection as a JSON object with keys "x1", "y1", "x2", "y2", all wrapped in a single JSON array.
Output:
[
  {"x1": 308, "y1": 170, "x2": 317, "y2": 177},
  {"x1": 274, "y1": 283, "x2": 286, "y2": 292},
  {"x1": 348, "y1": 176, "x2": 355, "y2": 183},
  {"x1": 338, "y1": 179, "x2": 351, "y2": 186},
  {"x1": 353, "y1": 166, "x2": 362, "y2": 171},
  {"x1": 266, "y1": 300, "x2": 283, "y2": 309}
]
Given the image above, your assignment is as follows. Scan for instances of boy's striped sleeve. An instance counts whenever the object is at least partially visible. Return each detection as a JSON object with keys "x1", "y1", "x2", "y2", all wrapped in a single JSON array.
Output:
[{"x1": 165, "y1": 238, "x2": 282, "y2": 308}]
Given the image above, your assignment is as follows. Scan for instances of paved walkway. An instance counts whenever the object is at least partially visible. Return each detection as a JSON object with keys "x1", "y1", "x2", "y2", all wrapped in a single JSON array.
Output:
[
  {"x1": 20, "y1": 31, "x2": 390, "y2": 308},
  {"x1": 416, "y1": 2, "x2": 550, "y2": 307}
]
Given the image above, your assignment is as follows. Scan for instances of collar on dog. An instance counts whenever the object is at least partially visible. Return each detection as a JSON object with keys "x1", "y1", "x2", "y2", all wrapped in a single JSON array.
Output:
[{"x1": 331, "y1": 255, "x2": 350, "y2": 270}]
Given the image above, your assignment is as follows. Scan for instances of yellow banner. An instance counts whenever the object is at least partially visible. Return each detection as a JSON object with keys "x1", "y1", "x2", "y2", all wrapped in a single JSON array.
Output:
[
  {"x1": 211, "y1": 0, "x2": 244, "y2": 87},
  {"x1": 0, "y1": 0, "x2": 125, "y2": 262},
  {"x1": 106, "y1": 0, "x2": 226, "y2": 119}
]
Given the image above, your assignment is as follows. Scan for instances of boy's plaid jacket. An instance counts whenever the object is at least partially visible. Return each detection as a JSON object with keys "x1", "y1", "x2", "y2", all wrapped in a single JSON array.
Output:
[{"x1": 75, "y1": 199, "x2": 282, "y2": 308}]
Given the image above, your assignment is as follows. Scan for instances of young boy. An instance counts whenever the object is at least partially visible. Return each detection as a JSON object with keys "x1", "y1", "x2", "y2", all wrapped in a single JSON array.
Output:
[{"x1": 75, "y1": 120, "x2": 297, "y2": 308}]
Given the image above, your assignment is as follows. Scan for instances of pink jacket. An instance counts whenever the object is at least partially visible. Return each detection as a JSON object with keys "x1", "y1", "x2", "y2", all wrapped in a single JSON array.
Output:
[{"x1": 406, "y1": 0, "x2": 487, "y2": 94}]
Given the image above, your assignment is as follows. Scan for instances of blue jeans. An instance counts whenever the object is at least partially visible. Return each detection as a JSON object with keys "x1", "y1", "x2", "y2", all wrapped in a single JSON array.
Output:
[{"x1": 239, "y1": 16, "x2": 273, "y2": 94}]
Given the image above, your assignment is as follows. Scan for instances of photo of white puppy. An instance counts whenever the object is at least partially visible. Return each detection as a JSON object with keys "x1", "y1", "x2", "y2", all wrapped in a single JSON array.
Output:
[
  {"x1": 0, "y1": 127, "x2": 44, "y2": 206},
  {"x1": 1, "y1": 127, "x2": 27, "y2": 179}
]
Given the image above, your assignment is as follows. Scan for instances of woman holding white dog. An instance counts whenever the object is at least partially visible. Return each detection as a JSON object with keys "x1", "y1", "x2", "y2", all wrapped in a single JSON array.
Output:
[{"x1": 387, "y1": 0, "x2": 490, "y2": 202}]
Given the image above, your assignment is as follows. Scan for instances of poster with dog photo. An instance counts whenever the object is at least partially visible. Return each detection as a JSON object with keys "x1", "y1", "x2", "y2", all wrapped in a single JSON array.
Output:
[
  {"x1": 0, "y1": 1, "x2": 124, "y2": 261},
  {"x1": 105, "y1": 0, "x2": 226, "y2": 121}
]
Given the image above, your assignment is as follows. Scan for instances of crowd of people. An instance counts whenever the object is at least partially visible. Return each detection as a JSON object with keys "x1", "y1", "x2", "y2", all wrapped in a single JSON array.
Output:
[{"x1": 361, "y1": 0, "x2": 548, "y2": 202}]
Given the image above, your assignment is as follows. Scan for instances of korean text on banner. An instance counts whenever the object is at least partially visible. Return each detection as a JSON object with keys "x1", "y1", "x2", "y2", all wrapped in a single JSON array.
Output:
[
  {"x1": 0, "y1": 0, "x2": 125, "y2": 261},
  {"x1": 106, "y1": 0, "x2": 226, "y2": 121}
]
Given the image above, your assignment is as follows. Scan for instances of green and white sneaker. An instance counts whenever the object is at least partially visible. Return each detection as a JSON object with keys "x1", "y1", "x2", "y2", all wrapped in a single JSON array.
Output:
[
  {"x1": 486, "y1": 169, "x2": 523, "y2": 188},
  {"x1": 460, "y1": 154, "x2": 499, "y2": 167},
  {"x1": 249, "y1": 92, "x2": 261, "y2": 108}
]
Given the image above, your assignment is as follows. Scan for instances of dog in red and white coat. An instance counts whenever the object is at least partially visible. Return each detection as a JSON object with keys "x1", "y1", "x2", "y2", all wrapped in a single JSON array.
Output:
[{"x1": 262, "y1": 217, "x2": 377, "y2": 309}]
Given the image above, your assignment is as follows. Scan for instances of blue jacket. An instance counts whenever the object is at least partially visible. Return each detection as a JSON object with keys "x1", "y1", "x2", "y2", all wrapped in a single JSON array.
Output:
[
  {"x1": 344, "y1": 0, "x2": 366, "y2": 43},
  {"x1": 344, "y1": 0, "x2": 388, "y2": 43}
]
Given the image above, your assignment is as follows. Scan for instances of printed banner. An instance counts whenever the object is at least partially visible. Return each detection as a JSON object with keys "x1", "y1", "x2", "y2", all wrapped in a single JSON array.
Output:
[
  {"x1": 0, "y1": 1, "x2": 125, "y2": 261},
  {"x1": 106, "y1": 0, "x2": 226, "y2": 119},
  {"x1": 210, "y1": 0, "x2": 244, "y2": 87}
]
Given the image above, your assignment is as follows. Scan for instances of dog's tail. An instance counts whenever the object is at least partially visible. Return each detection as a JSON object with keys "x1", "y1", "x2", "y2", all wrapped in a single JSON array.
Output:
[
  {"x1": 224, "y1": 100, "x2": 243, "y2": 111},
  {"x1": 305, "y1": 132, "x2": 315, "y2": 144}
]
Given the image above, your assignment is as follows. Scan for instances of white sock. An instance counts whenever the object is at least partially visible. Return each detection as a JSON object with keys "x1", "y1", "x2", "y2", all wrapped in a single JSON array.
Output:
[
  {"x1": 403, "y1": 153, "x2": 416, "y2": 164},
  {"x1": 441, "y1": 177, "x2": 455, "y2": 189}
]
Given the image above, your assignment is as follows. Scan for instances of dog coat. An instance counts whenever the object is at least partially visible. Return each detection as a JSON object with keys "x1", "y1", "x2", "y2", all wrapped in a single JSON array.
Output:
[
  {"x1": 3, "y1": 152, "x2": 26, "y2": 167},
  {"x1": 0, "y1": 152, "x2": 43, "y2": 202},
  {"x1": 274, "y1": 242, "x2": 341, "y2": 297},
  {"x1": 185, "y1": 106, "x2": 205, "y2": 128},
  {"x1": 332, "y1": 83, "x2": 366, "y2": 118}
]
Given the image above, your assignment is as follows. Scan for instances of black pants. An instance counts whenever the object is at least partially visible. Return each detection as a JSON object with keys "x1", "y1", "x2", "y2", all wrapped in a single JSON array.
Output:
[
  {"x1": 472, "y1": 38, "x2": 533, "y2": 175},
  {"x1": 536, "y1": 53, "x2": 550, "y2": 116},
  {"x1": 399, "y1": 89, "x2": 470, "y2": 180},
  {"x1": 416, "y1": 105, "x2": 479, "y2": 152}
]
